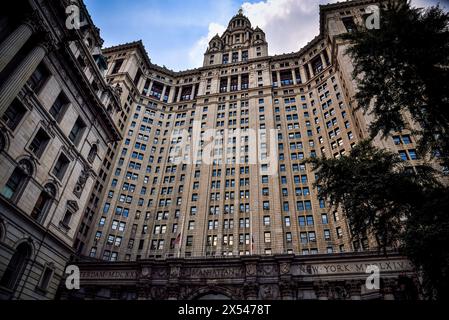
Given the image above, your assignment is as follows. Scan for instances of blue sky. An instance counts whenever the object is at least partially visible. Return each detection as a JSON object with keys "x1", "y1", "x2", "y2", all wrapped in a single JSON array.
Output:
[{"x1": 85, "y1": 0, "x2": 445, "y2": 71}]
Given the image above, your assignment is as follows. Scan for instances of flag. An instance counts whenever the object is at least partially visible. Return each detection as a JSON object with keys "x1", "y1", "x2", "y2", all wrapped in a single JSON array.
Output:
[{"x1": 174, "y1": 232, "x2": 181, "y2": 245}]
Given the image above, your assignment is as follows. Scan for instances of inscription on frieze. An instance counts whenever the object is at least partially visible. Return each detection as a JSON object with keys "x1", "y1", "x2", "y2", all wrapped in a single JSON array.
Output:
[
  {"x1": 296, "y1": 259, "x2": 413, "y2": 276},
  {"x1": 80, "y1": 270, "x2": 137, "y2": 280},
  {"x1": 183, "y1": 267, "x2": 244, "y2": 279}
]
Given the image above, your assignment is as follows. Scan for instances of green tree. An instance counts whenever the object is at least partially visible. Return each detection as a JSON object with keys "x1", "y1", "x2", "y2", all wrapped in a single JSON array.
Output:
[
  {"x1": 343, "y1": 1, "x2": 449, "y2": 167},
  {"x1": 306, "y1": 140, "x2": 449, "y2": 299}
]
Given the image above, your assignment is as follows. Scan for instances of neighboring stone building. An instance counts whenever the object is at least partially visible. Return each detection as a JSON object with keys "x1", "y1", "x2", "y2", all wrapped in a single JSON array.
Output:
[{"x1": 0, "y1": 0, "x2": 121, "y2": 300}]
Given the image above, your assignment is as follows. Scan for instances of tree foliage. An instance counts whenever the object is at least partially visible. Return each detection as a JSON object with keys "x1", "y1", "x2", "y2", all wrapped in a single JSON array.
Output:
[
  {"x1": 306, "y1": 140, "x2": 449, "y2": 299},
  {"x1": 343, "y1": 1, "x2": 449, "y2": 167}
]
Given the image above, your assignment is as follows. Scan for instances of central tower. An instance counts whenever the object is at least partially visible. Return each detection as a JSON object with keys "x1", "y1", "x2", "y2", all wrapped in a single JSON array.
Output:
[{"x1": 203, "y1": 10, "x2": 268, "y2": 67}]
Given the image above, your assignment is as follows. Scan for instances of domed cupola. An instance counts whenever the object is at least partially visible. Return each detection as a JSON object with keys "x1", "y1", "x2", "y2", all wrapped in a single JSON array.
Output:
[{"x1": 227, "y1": 8, "x2": 252, "y2": 31}]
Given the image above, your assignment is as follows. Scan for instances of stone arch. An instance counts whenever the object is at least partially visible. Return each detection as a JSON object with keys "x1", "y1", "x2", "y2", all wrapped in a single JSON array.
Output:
[
  {"x1": 187, "y1": 286, "x2": 237, "y2": 300},
  {"x1": 0, "y1": 238, "x2": 34, "y2": 291},
  {"x1": 0, "y1": 130, "x2": 9, "y2": 152},
  {"x1": 15, "y1": 156, "x2": 36, "y2": 177},
  {"x1": 12, "y1": 237, "x2": 35, "y2": 256}
]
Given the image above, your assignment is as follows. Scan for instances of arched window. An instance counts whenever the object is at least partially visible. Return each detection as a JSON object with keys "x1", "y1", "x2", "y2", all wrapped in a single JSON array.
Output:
[
  {"x1": 0, "y1": 159, "x2": 33, "y2": 200},
  {"x1": 87, "y1": 144, "x2": 98, "y2": 163},
  {"x1": 0, "y1": 132, "x2": 6, "y2": 152},
  {"x1": 0, "y1": 242, "x2": 32, "y2": 290},
  {"x1": 31, "y1": 183, "x2": 57, "y2": 222}
]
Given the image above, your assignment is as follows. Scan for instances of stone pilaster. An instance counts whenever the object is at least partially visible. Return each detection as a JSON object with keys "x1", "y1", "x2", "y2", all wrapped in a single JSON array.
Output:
[
  {"x1": 382, "y1": 278, "x2": 397, "y2": 300},
  {"x1": 347, "y1": 280, "x2": 362, "y2": 300},
  {"x1": 314, "y1": 281, "x2": 329, "y2": 300},
  {"x1": 243, "y1": 282, "x2": 259, "y2": 300}
]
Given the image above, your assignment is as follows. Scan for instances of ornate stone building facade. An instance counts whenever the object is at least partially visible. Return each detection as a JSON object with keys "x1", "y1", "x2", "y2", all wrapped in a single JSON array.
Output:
[
  {"x1": 62, "y1": 252, "x2": 419, "y2": 300},
  {"x1": 81, "y1": 0, "x2": 425, "y2": 263},
  {"x1": 1, "y1": 0, "x2": 433, "y2": 300},
  {"x1": 63, "y1": 0, "x2": 425, "y2": 300},
  {"x1": 0, "y1": 0, "x2": 121, "y2": 300}
]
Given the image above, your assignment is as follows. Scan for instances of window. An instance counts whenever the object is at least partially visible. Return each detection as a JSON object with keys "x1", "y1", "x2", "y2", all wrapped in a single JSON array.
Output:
[
  {"x1": 52, "y1": 153, "x2": 70, "y2": 180},
  {"x1": 399, "y1": 150, "x2": 409, "y2": 161},
  {"x1": 61, "y1": 210, "x2": 73, "y2": 227},
  {"x1": 29, "y1": 128, "x2": 50, "y2": 158},
  {"x1": 37, "y1": 264, "x2": 54, "y2": 291},
  {"x1": 264, "y1": 232, "x2": 271, "y2": 243},
  {"x1": 263, "y1": 216, "x2": 270, "y2": 226},
  {"x1": 306, "y1": 215, "x2": 314, "y2": 225},
  {"x1": 2, "y1": 99, "x2": 27, "y2": 130},
  {"x1": 27, "y1": 62, "x2": 49, "y2": 93},
  {"x1": 1, "y1": 160, "x2": 32, "y2": 200},
  {"x1": 68, "y1": 117, "x2": 86, "y2": 145},
  {"x1": 112, "y1": 59, "x2": 124, "y2": 74},
  {"x1": 31, "y1": 184, "x2": 56, "y2": 222},
  {"x1": 408, "y1": 149, "x2": 418, "y2": 160},
  {"x1": 87, "y1": 144, "x2": 98, "y2": 163},
  {"x1": 321, "y1": 213, "x2": 328, "y2": 224},
  {"x1": 342, "y1": 17, "x2": 356, "y2": 33},
  {"x1": 0, "y1": 242, "x2": 32, "y2": 290},
  {"x1": 49, "y1": 93, "x2": 68, "y2": 122}
]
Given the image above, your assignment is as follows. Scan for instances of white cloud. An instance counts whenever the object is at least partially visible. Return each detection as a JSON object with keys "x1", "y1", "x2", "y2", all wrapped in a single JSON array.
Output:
[
  {"x1": 187, "y1": 0, "x2": 444, "y2": 68},
  {"x1": 241, "y1": 0, "x2": 340, "y2": 55},
  {"x1": 188, "y1": 22, "x2": 226, "y2": 69}
]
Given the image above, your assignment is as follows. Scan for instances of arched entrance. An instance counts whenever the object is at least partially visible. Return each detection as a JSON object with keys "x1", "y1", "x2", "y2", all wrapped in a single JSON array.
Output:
[
  {"x1": 196, "y1": 293, "x2": 232, "y2": 300},
  {"x1": 188, "y1": 286, "x2": 236, "y2": 300}
]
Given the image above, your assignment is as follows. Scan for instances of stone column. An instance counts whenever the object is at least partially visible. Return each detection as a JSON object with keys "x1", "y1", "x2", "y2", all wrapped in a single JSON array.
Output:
[
  {"x1": 0, "y1": 41, "x2": 49, "y2": 115},
  {"x1": 237, "y1": 75, "x2": 241, "y2": 91},
  {"x1": 291, "y1": 69, "x2": 297, "y2": 85},
  {"x1": 161, "y1": 85, "x2": 167, "y2": 102},
  {"x1": 167, "y1": 86, "x2": 175, "y2": 103},
  {"x1": 300, "y1": 65, "x2": 307, "y2": 83},
  {"x1": 320, "y1": 52, "x2": 327, "y2": 68},
  {"x1": 177, "y1": 86, "x2": 182, "y2": 102},
  {"x1": 308, "y1": 63, "x2": 314, "y2": 79},
  {"x1": 276, "y1": 70, "x2": 281, "y2": 87},
  {"x1": 227, "y1": 76, "x2": 231, "y2": 92},
  {"x1": 0, "y1": 22, "x2": 35, "y2": 73},
  {"x1": 191, "y1": 84, "x2": 196, "y2": 100}
]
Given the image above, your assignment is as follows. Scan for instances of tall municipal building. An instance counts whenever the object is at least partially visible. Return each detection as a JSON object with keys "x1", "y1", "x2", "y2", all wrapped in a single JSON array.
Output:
[{"x1": 0, "y1": 0, "x2": 425, "y2": 300}]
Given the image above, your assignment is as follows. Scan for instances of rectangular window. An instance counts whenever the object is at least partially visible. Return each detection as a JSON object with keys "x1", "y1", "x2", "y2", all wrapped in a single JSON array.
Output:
[
  {"x1": 69, "y1": 116, "x2": 86, "y2": 145},
  {"x1": 29, "y1": 128, "x2": 50, "y2": 158},
  {"x1": 27, "y1": 63, "x2": 49, "y2": 93},
  {"x1": 49, "y1": 92, "x2": 68, "y2": 122},
  {"x1": 2, "y1": 99, "x2": 27, "y2": 130},
  {"x1": 52, "y1": 153, "x2": 70, "y2": 180}
]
